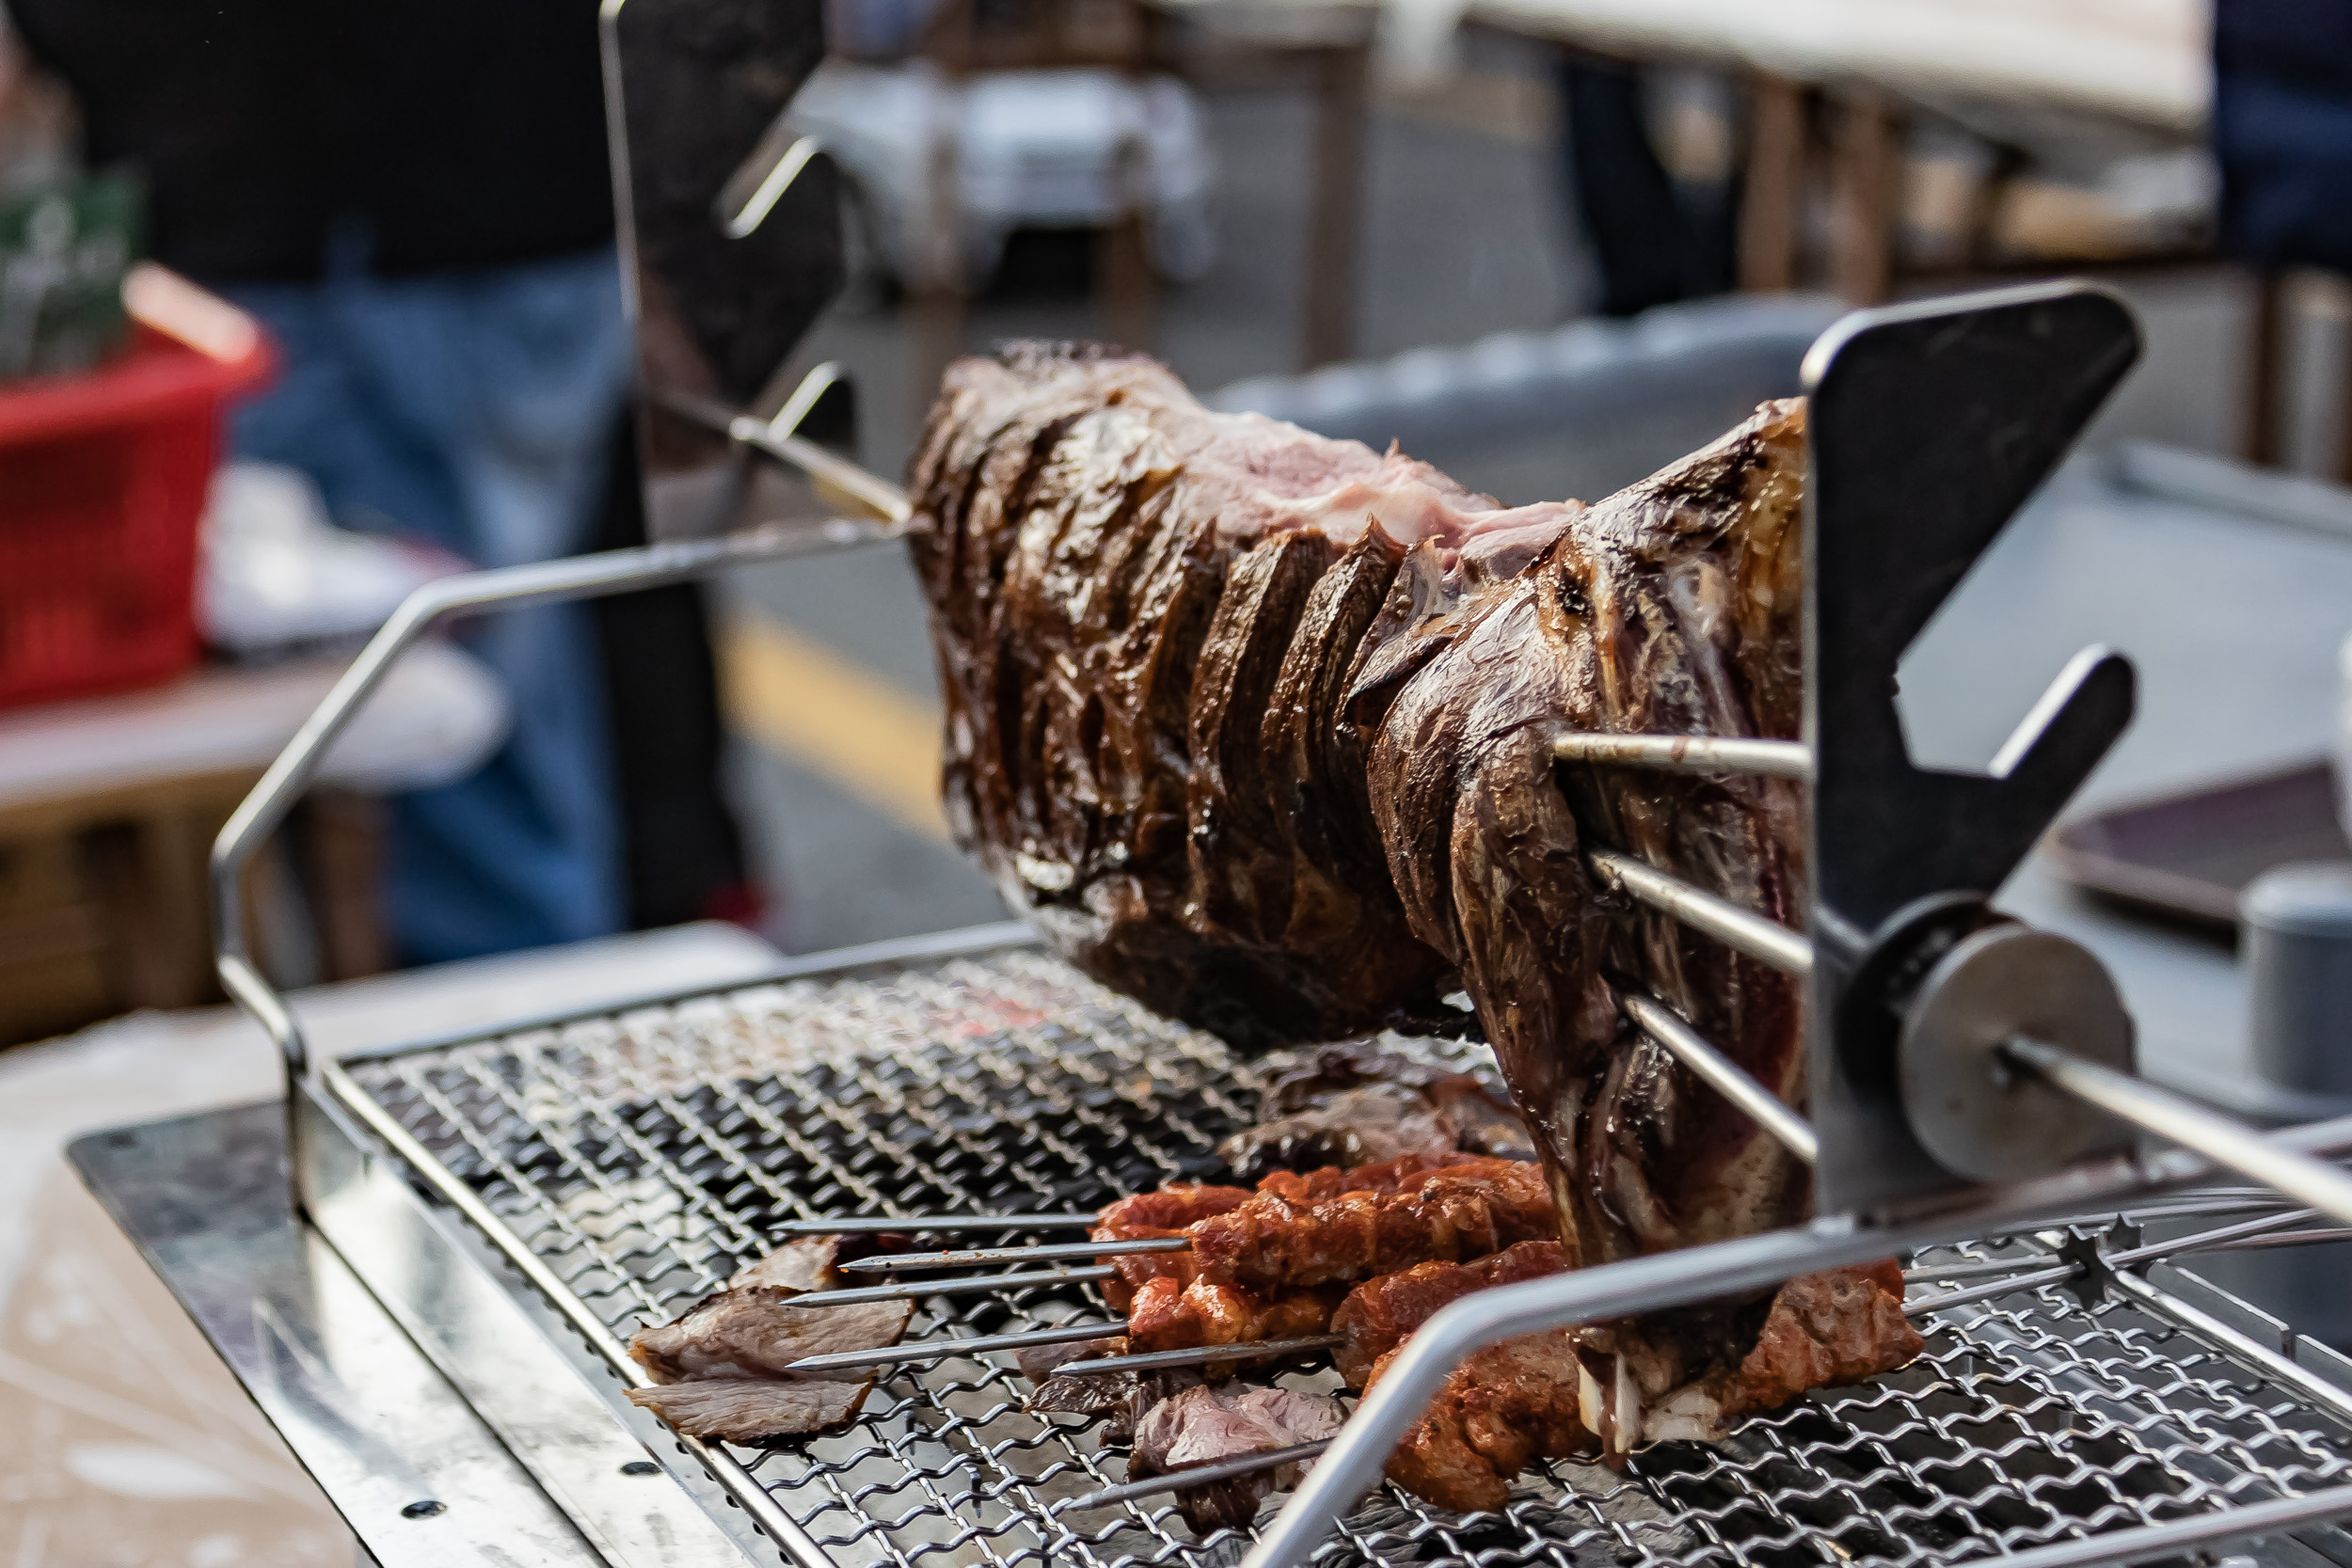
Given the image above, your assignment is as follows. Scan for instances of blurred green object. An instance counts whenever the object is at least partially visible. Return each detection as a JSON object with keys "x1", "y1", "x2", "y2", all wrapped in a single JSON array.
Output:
[{"x1": 0, "y1": 169, "x2": 141, "y2": 381}]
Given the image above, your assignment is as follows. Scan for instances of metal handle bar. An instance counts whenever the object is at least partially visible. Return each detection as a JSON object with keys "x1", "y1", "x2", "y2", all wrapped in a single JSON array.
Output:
[{"x1": 209, "y1": 515, "x2": 904, "y2": 1085}]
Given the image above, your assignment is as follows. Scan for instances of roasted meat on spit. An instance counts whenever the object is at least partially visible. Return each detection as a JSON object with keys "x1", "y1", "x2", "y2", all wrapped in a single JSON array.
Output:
[{"x1": 911, "y1": 344, "x2": 1919, "y2": 1511}]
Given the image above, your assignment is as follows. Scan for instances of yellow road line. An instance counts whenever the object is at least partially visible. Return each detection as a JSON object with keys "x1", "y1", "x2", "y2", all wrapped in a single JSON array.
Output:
[{"x1": 715, "y1": 612, "x2": 948, "y2": 840}]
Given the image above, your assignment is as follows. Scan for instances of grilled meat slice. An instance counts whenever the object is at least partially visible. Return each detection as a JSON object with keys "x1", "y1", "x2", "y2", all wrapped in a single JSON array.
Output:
[
  {"x1": 1330, "y1": 1238, "x2": 1569, "y2": 1387},
  {"x1": 1641, "y1": 1260, "x2": 1922, "y2": 1440},
  {"x1": 628, "y1": 1289, "x2": 913, "y2": 1383},
  {"x1": 1366, "y1": 399, "x2": 1811, "y2": 1271},
  {"x1": 626, "y1": 1378, "x2": 870, "y2": 1446},
  {"x1": 1221, "y1": 1037, "x2": 1535, "y2": 1180},
  {"x1": 625, "y1": 1235, "x2": 913, "y2": 1442},
  {"x1": 1373, "y1": 1330, "x2": 1595, "y2": 1513},
  {"x1": 908, "y1": 342, "x2": 1581, "y2": 1046},
  {"x1": 1130, "y1": 1384, "x2": 1347, "y2": 1531}
]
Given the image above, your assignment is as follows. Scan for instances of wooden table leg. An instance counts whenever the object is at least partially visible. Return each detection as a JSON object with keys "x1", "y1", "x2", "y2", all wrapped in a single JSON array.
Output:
[
  {"x1": 1829, "y1": 84, "x2": 1900, "y2": 305},
  {"x1": 2245, "y1": 270, "x2": 2285, "y2": 468},
  {"x1": 307, "y1": 789, "x2": 389, "y2": 983},
  {"x1": 1098, "y1": 144, "x2": 1158, "y2": 351},
  {"x1": 1302, "y1": 40, "x2": 1370, "y2": 369},
  {"x1": 1739, "y1": 72, "x2": 1806, "y2": 293}
]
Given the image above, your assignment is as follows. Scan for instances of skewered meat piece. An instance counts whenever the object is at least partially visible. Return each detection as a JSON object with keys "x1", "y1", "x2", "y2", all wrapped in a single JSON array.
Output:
[
  {"x1": 1359, "y1": 1259, "x2": 1920, "y2": 1511},
  {"x1": 626, "y1": 1235, "x2": 912, "y2": 1443},
  {"x1": 1219, "y1": 1037, "x2": 1536, "y2": 1180},
  {"x1": 1094, "y1": 1152, "x2": 1551, "y2": 1313},
  {"x1": 1131, "y1": 1384, "x2": 1347, "y2": 1531},
  {"x1": 1330, "y1": 1238, "x2": 1569, "y2": 1386},
  {"x1": 909, "y1": 343, "x2": 1581, "y2": 1047}
]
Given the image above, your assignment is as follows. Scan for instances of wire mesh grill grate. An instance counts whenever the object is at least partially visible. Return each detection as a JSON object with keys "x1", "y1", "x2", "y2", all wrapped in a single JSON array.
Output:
[{"x1": 342, "y1": 943, "x2": 2352, "y2": 1568}]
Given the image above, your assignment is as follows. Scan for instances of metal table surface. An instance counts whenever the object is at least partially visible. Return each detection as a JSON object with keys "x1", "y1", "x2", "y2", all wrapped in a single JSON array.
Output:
[{"x1": 68, "y1": 1101, "x2": 618, "y2": 1568}]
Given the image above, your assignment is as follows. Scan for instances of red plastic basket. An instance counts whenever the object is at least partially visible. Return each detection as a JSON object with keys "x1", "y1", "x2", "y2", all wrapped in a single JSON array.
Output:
[{"x1": 0, "y1": 319, "x2": 273, "y2": 710}]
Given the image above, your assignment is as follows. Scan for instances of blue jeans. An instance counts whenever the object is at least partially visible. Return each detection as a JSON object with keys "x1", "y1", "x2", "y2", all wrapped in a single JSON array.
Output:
[{"x1": 227, "y1": 246, "x2": 631, "y2": 964}]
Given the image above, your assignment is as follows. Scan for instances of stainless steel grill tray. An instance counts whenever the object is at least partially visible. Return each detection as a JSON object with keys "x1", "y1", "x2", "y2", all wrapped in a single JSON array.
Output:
[{"x1": 325, "y1": 937, "x2": 2352, "y2": 1568}]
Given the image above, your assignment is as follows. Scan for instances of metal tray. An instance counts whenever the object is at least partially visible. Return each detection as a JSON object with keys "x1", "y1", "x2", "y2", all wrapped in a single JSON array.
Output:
[
  {"x1": 299, "y1": 927, "x2": 2352, "y2": 1568},
  {"x1": 2049, "y1": 762, "x2": 2350, "y2": 932}
]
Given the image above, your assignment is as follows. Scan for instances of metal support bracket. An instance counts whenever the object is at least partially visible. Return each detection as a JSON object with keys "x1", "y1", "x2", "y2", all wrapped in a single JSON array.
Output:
[{"x1": 1802, "y1": 280, "x2": 2146, "y2": 1214}]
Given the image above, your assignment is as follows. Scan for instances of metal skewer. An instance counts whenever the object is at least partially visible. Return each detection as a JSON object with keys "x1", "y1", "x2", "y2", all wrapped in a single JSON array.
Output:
[
  {"x1": 1616, "y1": 990, "x2": 1818, "y2": 1163},
  {"x1": 837, "y1": 1237, "x2": 1189, "y2": 1273},
  {"x1": 2002, "y1": 1037, "x2": 2352, "y2": 1228},
  {"x1": 1055, "y1": 1440, "x2": 1334, "y2": 1514},
  {"x1": 1554, "y1": 733, "x2": 1812, "y2": 780},
  {"x1": 1587, "y1": 849, "x2": 1814, "y2": 976},
  {"x1": 765, "y1": 1213, "x2": 1098, "y2": 1237},
  {"x1": 782, "y1": 1318, "x2": 1122, "y2": 1375},
  {"x1": 1053, "y1": 1334, "x2": 1346, "y2": 1378},
  {"x1": 785, "y1": 1263, "x2": 1119, "y2": 1307}
]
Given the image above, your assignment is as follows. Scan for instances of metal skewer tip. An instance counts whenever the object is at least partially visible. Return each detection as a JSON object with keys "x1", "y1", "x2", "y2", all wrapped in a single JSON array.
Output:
[
  {"x1": 1054, "y1": 1334, "x2": 1345, "y2": 1378},
  {"x1": 785, "y1": 1263, "x2": 1119, "y2": 1308},
  {"x1": 764, "y1": 1212, "x2": 1099, "y2": 1237},
  {"x1": 1553, "y1": 732, "x2": 1812, "y2": 780},
  {"x1": 1055, "y1": 1440, "x2": 1333, "y2": 1514},
  {"x1": 837, "y1": 1236, "x2": 1190, "y2": 1274},
  {"x1": 1587, "y1": 849, "x2": 1814, "y2": 976},
  {"x1": 783, "y1": 1319, "x2": 1122, "y2": 1375}
]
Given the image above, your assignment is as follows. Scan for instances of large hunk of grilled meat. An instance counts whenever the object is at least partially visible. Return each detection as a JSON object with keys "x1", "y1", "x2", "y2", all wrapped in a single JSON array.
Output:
[{"x1": 910, "y1": 344, "x2": 1915, "y2": 1506}]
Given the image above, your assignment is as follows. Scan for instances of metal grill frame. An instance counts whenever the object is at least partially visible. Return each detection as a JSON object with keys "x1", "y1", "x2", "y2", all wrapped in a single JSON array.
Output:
[{"x1": 291, "y1": 925, "x2": 2352, "y2": 1568}]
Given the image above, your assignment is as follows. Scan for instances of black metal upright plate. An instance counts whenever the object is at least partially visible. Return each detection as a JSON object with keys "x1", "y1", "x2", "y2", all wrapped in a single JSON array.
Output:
[
  {"x1": 600, "y1": 0, "x2": 849, "y2": 538},
  {"x1": 1804, "y1": 282, "x2": 2143, "y2": 1216}
]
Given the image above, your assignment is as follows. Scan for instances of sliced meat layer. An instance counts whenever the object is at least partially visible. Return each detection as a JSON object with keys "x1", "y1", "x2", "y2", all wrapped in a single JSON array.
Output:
[
  {"x1": 1130, "y1": 1384, "x2": 1347, "y2": 1531},
  {"x1": 626, "y1": 1377, "x2": 870, "y2": 1445},
  {"x1": 628, "y1": 1288, "x2": 913, "y2": 1383}
]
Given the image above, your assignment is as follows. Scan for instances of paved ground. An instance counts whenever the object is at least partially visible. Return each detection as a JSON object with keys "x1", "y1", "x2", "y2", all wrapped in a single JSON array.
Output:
[{"x1": 710, "y1": 75, "x2": 2336, "y2": 958}]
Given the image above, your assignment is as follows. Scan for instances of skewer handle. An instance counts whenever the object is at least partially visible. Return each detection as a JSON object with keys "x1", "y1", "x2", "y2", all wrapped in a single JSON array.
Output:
[
  {"x1": 837, "y1": 1237, "x2": 1187, "y2": 1273},
  {"x1": 1056, "y1": 1440, "x2": 1334, "y2": 1514},
  {"x1": 1054, "y1": 1334, "x2": 1345, "y2": 1378},
  {"x1": 787, "y1": 1263, "x2": 1118, "y2": 1307},
  {"x1": 765, "y1": 1213, "x2": 1098, "y2": 1236}
]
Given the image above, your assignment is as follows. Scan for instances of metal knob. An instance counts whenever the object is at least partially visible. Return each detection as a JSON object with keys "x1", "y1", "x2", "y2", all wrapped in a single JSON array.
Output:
[{"x1": 1897, "y1": 925, "x2": 2137, "y2": 1181}]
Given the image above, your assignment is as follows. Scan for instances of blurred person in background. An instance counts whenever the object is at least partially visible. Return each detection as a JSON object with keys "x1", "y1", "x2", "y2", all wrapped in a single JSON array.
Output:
[
  {"x1": 7, "y1": 0, "x2": 755, "y2": 964},
  {"x1": 1555, "y1": 58, "x2": 1735, "y2": 320},
  {"x1": 2214, "y1": 0, "x2": 2352, "y2": 277}
]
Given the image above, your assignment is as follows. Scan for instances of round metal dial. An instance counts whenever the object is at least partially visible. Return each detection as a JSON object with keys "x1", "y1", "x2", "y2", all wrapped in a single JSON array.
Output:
[{"x1": 1899, "y1": 925, "x2": 2137, "y2": 1182}]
